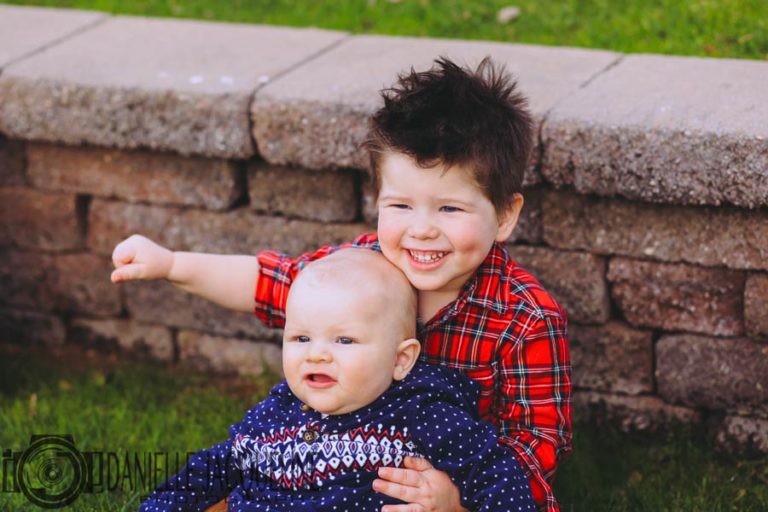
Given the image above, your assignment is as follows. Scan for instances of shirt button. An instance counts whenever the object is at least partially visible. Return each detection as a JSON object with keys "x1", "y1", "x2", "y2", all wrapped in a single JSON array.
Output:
[
  {"x1": 300, "y1": 403, "x2": 311, "y2": 413},
  {"x1": 302, "y1": 430, "x2": 319, "y2": 443}
]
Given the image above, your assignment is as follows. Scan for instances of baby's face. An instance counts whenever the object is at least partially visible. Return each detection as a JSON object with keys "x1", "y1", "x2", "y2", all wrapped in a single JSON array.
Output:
[{"x1": 282, "y1": 275, "x2": 410, "y2": 415}]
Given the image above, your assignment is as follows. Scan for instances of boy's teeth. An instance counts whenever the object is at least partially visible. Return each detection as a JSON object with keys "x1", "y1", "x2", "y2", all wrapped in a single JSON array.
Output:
[{"x1": 409, "y1": 250, "x2": 446, "y2": 263}]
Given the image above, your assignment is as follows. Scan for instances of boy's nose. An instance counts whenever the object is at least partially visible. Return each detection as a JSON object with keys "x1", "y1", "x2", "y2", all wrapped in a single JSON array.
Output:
[{"x1": 407, "y1": 213, "x2": 439, "y2": 240}]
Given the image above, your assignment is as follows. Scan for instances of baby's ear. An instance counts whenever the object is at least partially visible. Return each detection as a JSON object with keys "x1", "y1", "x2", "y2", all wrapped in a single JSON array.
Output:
[
  {"x1": 393, "y1": 338, "x2": 421, "y2": 381},
  {"x1": 495, "y1": 193, "x2": 524, "y2": 242}
]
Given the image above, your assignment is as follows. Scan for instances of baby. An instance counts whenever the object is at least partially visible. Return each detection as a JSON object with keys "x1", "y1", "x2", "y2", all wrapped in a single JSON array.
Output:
[{"x1": 140, "y1": 249, "x2": 534, "y2": 511}]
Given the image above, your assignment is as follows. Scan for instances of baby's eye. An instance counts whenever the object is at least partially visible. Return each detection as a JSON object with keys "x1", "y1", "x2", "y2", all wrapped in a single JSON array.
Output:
[
  {"x1": 296, "y1": 335, "x2": 310, "y2": 343},
  {"x1": 336, "y1": 336, "x2": 356, "y2": 345},
  {"x1": 440, "y1": 205, "x2": 463, "y2": 213}
]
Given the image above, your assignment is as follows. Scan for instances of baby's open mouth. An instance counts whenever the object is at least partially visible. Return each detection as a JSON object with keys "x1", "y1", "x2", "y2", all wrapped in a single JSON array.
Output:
[{"x1": 307, "y1": 373, "x2": 336, "y2": 385}]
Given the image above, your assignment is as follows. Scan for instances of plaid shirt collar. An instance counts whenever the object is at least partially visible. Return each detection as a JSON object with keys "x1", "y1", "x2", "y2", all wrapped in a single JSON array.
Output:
[{"x1": 464, "y1": 243, "x2": 511, "y2": 316}]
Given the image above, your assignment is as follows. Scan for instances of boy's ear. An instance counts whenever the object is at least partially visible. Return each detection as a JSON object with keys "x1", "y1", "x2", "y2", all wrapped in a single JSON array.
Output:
[
  {"x1": 495, "y1": 193, "x2": 524, "y2": 242},
  {"x1": 393, "y1": 338, "x2": 421, "y2": 381}
]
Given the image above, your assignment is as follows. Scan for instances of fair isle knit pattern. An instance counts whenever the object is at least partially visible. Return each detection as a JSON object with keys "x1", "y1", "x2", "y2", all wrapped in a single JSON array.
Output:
[
  {"x1": 140, "y1": 362, "x2": 536, "y2": 511},
  {"x1": 231, "y1": 423, "x2": 421, "y2": 490}
]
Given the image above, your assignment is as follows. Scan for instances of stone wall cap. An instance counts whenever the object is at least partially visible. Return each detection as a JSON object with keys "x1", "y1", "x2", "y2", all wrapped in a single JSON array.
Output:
[
  {"x1": 0, "y1": 15, "x2": 347, "y2": 158},
  {"x1": 542, "y1": 54, "x2": 768, "y2": 209},
  {"x1": 547, "y1": 54, "x2": 768, "y2": 136},
  {"x1": 0, "y1": 5, "x2": 106, "y2": 69},
  {"x1": 256, "y1": 34, "x2": 620, "y2": 115},
  {"x1": 1, "y1": 15, "x2": 347, "y2": 94},
  {"x1": 252, "y1": 34, "x2": 619, "y2": 169}
]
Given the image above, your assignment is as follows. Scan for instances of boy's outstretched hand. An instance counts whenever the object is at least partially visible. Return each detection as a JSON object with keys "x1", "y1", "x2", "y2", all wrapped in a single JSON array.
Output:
[
  {"x1": 374, "y1": 457, "x2": 467, "y2": 512},
  {"x1": 111, "y1": 234, "x2": 174, "y2": 283}
]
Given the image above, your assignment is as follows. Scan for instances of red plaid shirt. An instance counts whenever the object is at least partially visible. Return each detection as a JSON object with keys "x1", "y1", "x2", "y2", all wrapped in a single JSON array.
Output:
[{"x1": 254, "y1": 233, "x2": 572, "y2": 512}]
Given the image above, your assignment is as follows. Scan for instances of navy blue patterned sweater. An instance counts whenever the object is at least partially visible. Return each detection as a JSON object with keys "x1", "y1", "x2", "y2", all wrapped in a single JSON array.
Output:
[{"x1": 140, "y1": 362, "x2": 535, "y2": 511}]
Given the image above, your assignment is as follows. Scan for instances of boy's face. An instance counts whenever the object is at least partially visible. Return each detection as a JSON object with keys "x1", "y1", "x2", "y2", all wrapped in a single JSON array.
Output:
[
  {"x1": 377, "y1": 151, "x2": 519, "y2": 302},
  {"x1": 282, "y1": 270, "x2": 414, "y2": 415}
]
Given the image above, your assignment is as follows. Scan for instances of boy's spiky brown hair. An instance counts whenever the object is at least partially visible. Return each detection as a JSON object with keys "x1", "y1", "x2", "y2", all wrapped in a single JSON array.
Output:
[{"x1": 364, "y1": 56, "x2": 533, "y2": 214}]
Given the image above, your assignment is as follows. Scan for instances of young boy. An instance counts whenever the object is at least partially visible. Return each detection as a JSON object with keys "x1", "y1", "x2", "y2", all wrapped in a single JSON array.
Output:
[
  {"x1": 139, "y1": 249, "x2": 535, "y2": 511},
  {"x1": 113, "y1": 57, "x2": 571, "y2": 511}
]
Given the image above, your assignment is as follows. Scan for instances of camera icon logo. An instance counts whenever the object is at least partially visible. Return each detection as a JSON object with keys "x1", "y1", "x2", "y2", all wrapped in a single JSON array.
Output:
[{"x1": 16, "y1": 434, "x2": 87, "y2": 509}]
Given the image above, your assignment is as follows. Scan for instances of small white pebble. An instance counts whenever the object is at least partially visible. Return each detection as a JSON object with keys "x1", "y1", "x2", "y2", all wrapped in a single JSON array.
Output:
[{"x1": 497, "y1": 6, "x2": 520, "y2": 23}]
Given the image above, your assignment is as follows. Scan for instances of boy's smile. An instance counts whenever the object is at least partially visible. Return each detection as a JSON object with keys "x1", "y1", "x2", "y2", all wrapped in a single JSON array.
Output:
[{"x1": 377, "y1": 151, "x2": 521, "y2": 318}]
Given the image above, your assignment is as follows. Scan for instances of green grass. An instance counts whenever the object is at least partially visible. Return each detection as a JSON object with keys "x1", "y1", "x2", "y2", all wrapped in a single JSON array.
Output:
[
  {"x1": 1, "y1": 345, "x2": 767, "y2": 511},
  {"x1": 2, "y1": 0, "x2": 767, "y2": 60},
  {"x1": 0, "y1": 346, "x2": 278, "y2": 511}
]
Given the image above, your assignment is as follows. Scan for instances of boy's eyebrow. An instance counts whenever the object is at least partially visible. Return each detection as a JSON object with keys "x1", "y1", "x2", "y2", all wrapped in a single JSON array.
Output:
[
  {"x1": 433, "y1": 196, "x2": 475, "y2": 206},
  {"x1": 379, "y1": 193, "x2": 474, "y2": 205},
  {"x1": 378, "y1": 193, "x2": 409, "y2": 202}
]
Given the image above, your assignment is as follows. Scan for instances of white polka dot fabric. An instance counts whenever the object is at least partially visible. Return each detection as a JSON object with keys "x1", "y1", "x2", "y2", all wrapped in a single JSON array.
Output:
[{"x1": 140, "y1": 363, "x2": 535, "y2": 511}]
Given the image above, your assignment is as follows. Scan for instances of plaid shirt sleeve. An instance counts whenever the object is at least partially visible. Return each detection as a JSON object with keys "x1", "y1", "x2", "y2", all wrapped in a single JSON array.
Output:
[{"x1": 497, "y1": 310, "x2": 572, "y2": 512}]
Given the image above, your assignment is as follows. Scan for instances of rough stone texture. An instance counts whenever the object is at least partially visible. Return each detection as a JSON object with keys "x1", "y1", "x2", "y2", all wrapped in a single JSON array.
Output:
[
  {"x1": 509, "y1": 188, "x2": 543, "y2": 244},
  {"x1": 70, "y1": 318, "x2": 173, "y2": 361},
  {"x1": 506, "y1": 246, "x2": 609, "y2": 324},
  {"x1": 178, "y1": 330, "x2": 282, "y2": 376},
  {"x1": 0, "y1": 5, "x2": 105, "y2": 68},
  {"x1": 0, "y1": 250, "x2": 46, "y2": 310},
  {"x1": 569, "y1": 322, "x2": 653, "y2": 394},
  {"x1": 542, "y1": 190, "x2": 768, "y2": 271},
  {"x1": 0, "y1": 17, "x2": 346, "y2": 158},
  {"x1": 573, "y1": 391, "x2": 702, "y2": 433},
  {"x1": 47, "y1": 253, "x2": 122, "y2": 316},
  {"x1": 714, "y1": 415, "x2": 768, "y2": 456},
  {"x1": 608, "y1": 258, "x2": 744, "y2": 336},
  {"x1": 88, "y1": 199, "x2": 368, "y2": 256},
  {"x1": 253, "y1": 35, "x2": 618, "y2": 172},
  {"x1": 0, "y1": 137, "x2": 26, "y2": 186},
  {"x1": 657, "y1": 335, "x2": 768, "y2": 418},
  {"x1": 123, "y1": 280, "x2": 283, "y2": 342},
  {"x1": 0, "y1": 249, "x2": 120, "y2": 316},
  {"x1": 0, "y1": 187, "x2": 80, "y2": 251},
  {"x1": 542, "y1": 55, "x2": 768, "y2": 209},
  {"x1": 745, "y1": 274, "x2": 768, "y2": 342},
  {"x1": 248, "y1": 163, "x2": 358, "y2": 222},
  {"x1": 27, "y1": 143, "x2": 242, "y2": 210},
  {"x1": 0, "y1": 307, "x2": 66, "y2": 346}
]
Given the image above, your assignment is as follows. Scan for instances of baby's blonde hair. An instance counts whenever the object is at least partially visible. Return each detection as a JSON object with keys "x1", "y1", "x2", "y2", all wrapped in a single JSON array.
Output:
[{"x1": 292, "y1": 249, "x2": 417, "y2": 339}]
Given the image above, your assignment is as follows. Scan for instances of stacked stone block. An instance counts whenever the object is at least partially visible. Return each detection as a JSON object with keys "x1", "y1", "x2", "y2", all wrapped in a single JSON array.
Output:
[{"x1": 1, "y1": 4, "x2": 766, "y2": 454}]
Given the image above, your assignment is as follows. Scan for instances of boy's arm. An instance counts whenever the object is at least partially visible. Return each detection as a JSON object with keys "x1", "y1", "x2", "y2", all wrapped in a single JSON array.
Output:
[
  {"x1": 497, "y1": 312, "x2": 572, "y2": 512},
  {"x1": 111, "y1": 235, "x2": 259, "y2": 313}
]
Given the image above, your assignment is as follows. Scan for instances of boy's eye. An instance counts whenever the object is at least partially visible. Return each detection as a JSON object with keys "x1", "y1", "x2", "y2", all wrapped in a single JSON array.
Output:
[
  {"x1": 387, "y1": 203, "x2": 410, "y2": 210},
  {"x1": 440, "y1": 205, "x2": 463, "y2": 213},
  {"x1": 336, "y1": 337, "x2": 356, "y2": 345},
  {"x1": 296, "y1": 335, "x2": 310, "y2": 343}
]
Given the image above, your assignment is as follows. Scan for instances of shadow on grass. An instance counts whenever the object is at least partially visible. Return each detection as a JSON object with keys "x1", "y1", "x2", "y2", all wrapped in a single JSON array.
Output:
[{"x1": 555, "y1": 415, "x2": 768, "y2": 511}]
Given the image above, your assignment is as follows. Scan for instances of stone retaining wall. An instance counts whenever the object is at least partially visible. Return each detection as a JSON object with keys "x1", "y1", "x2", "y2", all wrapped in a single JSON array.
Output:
[{"x1": 1, "y1": 5, "x2": 766, "y2": 454}]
